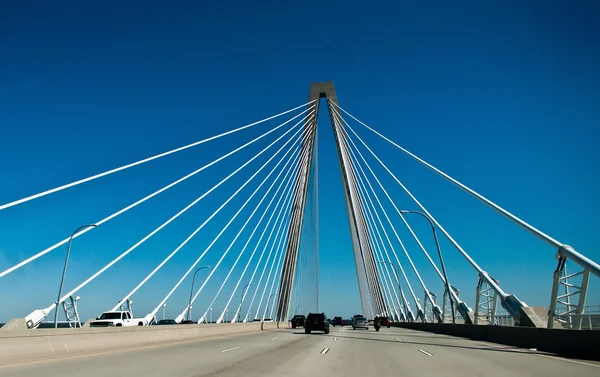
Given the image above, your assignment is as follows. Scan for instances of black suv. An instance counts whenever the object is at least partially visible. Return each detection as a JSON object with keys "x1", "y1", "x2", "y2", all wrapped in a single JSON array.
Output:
[
  {"x1": 305, "y1": 313, "x2": 330, "y2": 334},
  {"x1": 332, "y1": 316, "x2": 343, "y2": 326},
  {"x1": 291, "y1": 314, "x2": 305, "y2": 329}
]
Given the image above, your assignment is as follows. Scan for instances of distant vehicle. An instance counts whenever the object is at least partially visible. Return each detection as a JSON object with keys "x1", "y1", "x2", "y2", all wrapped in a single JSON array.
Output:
[
  {"x1": 305, "y1": 313, "x2": 330, "y2": 334},
  {"x1": 156, "y1": 319, "x2": 177, "y2": 325},
  {"x1": 179, "y1": 320, "x2": 196, "y2": 325},
  {"x1": 332, "y1": 317, "x2": 343, "y2": 326},
  {"x1": 380, "y1": 316, "x2": 391, "y2": 328},
  {"x1": 352, "y1": 315, "x2": 368, "y2": 330},
  {"x1": 291, "y1": 315, "x2": 306, "y2": 329},
  {"x1": 90, "y1": 311, "x2": 147, "y2": 327},
  {"x1": 368, "y1": 319, "x2": 374, "y2": 325},
  {"x1": 343, "y1": 319, "x2": 350, "y2": 326}
]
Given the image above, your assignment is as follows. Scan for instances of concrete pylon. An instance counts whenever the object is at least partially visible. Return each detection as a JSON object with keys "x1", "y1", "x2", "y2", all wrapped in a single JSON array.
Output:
[{"x1": 275, "y1": 82, "x2": 385, "y2": 322}]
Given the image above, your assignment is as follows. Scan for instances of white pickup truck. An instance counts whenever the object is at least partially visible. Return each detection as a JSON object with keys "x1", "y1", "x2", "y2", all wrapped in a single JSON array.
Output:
[{"x1": 89, "y1": 311, "x2": 148, "y2": 327}]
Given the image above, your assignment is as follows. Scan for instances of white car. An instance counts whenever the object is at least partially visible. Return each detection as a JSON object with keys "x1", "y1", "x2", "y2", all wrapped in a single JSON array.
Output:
[{"x1": 89, "y1": 311, "x2": 147, "y2": 327}]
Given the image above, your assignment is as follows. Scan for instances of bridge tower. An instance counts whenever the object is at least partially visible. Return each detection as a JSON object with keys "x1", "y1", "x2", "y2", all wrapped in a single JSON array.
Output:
[{"x1": 275, "y1": 82, "x2": 386, "y2": 321}]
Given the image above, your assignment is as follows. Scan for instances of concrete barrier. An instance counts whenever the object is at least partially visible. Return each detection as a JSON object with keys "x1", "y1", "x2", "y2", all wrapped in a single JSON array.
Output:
[
  {"x1": 392, "y1": 322, "x2": 600, "y2": 361},
  {"x1": 0, "y1": 321, "x2": 280, "y2": 363}
]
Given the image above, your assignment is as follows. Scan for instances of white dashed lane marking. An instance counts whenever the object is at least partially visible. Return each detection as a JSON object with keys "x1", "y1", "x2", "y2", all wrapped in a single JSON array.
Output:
[
  {"x1": 418, "y1": 349, "x2": 433, "y2": 356},
  {"x1": 221, "y1": 347, "x2": 240, "y2": 353}
]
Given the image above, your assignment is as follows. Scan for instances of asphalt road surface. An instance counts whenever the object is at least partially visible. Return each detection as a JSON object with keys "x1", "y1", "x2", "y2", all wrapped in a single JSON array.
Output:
[{"x1": 1, "y1": 325, "x2": 598, "y2": 376}]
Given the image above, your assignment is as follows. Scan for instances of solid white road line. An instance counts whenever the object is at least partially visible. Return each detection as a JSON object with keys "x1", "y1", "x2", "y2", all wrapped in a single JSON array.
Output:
[
  {"x1": 271, "y1": 337, "x2": 280, "y2": 340},
  {"x1": 221, "y1": 347, "x2": 241, "y2": 353},
  {"x1": 395, "y1": 338, "x2": 402, "y2": 342},
  {"x1": 320, "y1": 348, "x2": 330, "y2": 354},
  {"x1": 418, "y1": 349, "x2": 433, "y2": 356}
]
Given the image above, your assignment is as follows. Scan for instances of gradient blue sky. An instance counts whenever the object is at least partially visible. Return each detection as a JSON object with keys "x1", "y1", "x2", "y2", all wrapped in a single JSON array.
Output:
[{"x1": 1, "y1": 1, "x2": 599, "y2": 322}]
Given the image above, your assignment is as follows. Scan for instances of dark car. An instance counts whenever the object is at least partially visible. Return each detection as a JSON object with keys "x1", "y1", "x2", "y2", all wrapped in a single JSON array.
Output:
[
  {"x1": 332, "y1": 317, "x2": 343, "y2": 326},
  {"x1": 179, "y1": 320, "x2": 196, "y2": 325},
  {"x1": 379, "y1": 316, "x2": 391, "y2": 327},
  {"x1": 156, "y1": 319, "x2": 177, "y2": 325},
  {"x1": 291, "y1": 314, "x2": 306, "y2": 329},
  {"x1": 305, "y1": 313, "x2": 330, "y2": 334},
  {"x1": 343, "y1": 319, "x2": 350, "y2": 326}
]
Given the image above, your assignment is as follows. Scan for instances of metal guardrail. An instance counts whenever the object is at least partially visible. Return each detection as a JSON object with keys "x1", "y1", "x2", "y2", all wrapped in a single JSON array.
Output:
[{"x1": 492, "y1": 305, "x2": 600, "y2": 329}]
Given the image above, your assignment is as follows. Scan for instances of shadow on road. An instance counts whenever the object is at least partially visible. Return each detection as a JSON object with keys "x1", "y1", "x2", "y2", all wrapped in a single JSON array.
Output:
[{"x1": 282, "y1": 329, "x2": 538, "y2": 356}]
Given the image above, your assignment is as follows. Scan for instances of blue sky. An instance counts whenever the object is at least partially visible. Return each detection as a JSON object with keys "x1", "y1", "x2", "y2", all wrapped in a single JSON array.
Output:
[{"x1": 1, "y1": 1, "x2": 599, "y2": 322}]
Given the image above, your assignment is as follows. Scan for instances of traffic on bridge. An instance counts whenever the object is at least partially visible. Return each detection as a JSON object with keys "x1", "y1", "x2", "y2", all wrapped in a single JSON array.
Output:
[{"x1": 1, "y1": 1, "x2": 599, "y2": 376}]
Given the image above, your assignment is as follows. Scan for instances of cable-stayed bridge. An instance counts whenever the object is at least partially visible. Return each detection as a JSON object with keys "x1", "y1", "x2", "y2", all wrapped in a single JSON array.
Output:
[{"x1": 0, "y1": 82, "x2": 598, "y2": 375}]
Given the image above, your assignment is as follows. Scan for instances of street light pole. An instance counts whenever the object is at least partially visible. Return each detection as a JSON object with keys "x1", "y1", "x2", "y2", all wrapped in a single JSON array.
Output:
[
  {"x1": 377, "y1": 261, "x2": 410, "y2": 321},
  {"x1": 188, "y1": 266, "x2": 210, "y2": 321},
  {"x1": 400, "y1": 209, "x2": 455, "y2": 324},
  {"x1": 239, "y1": 283, "x2": 254, "y2": 323},
  {"x1": 162, "y1": 303, "x2": 166, "y2": 320},
  {"x1": 54, "y1": 224, "x2": 97, "y2": 328}
]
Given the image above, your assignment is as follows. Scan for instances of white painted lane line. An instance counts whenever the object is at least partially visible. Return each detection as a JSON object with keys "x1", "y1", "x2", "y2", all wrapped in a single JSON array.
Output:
[
  {"x1": 395, "y1": 338, "x2": 402, "y2": 342},
  {"x1": 333, "y1": 337, "x2": 338, "y2": 340},
  {"x1": 271, "y1": 337, "x2": 280, "y2": 340},
  {"x1": 320, "y1": 348, "x2": 330, "y2": 354},
  {"x1": 385, "y1": 332, "x2": 389, "y2": 335},
  {"x1": 221, "y1": 347, "x2": 241, "y2": 353},
  {"x1": 418, "y1": 349, "x2": 433, "y2": 356}
]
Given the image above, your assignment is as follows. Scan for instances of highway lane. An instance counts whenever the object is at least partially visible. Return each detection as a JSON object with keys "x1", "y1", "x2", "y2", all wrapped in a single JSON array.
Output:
[{"x1": 1, "y1": 325, "x2": 598, "y2": 376}]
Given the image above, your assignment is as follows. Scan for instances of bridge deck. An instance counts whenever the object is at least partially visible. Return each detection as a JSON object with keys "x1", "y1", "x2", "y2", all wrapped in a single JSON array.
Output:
[{"x1": 1, "y1": 326, "x2": 597, "y2": 376}]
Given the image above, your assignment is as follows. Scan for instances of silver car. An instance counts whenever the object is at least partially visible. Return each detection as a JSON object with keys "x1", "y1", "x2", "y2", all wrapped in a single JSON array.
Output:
[{"x1": 352, "y1": 315, "x2": 369, "y2": 330}]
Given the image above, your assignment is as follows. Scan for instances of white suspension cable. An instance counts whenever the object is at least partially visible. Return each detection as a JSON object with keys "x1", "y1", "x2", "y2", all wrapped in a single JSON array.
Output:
[
  {"x1": 358, "y1": 186, "x2": 404, "y2": 317},
  {"x1": 148, "y1": 114, "x2": 315, "y2": 319},
  {"x1": 333, "y1": 102, "x2": 600, "y2": 282},
  {"x1": 224, "y1": 140, "x2": 312, "y2": 323},
  {"x1": 333, "y1": 108, "x2": 505, "y2": 299},
  {"x1": 261, "y1": 227, "x2": 290, "y2": 320},
  {"x1": 0, "y1": 101, "x2": 315, "y2": 212},
  {"x1": 116, "y1": 120, "x2": 310, "y2": 313},
  {"x1": 352, "y1": 150, "x2": 416, "y2": 318},
  {"x1": 333, "y1": 108, "x2": 460, "y2": 310},
  {"x1": 0, "y1": 106, "x2": 315, "y2": 280},
  {"x1": 332, "y1": 111, "x2": 426, "y2": 312},
  {"x1": 259, "y1": 146, "x2": 313, "y2": 321},
  {"x1": 363, "y1": 212, "x2": 395, "y2": 317},
  {"x1": 268, "y1": 128, "x2": 316, "y2": 320},
  {"x1": 248, "y1": 186, "x2": 296, "y2": 321},
  {"x1": 193, "y1": 146, "x2": 299, "y2": 324},
  {"x1": 223, "y1": 166, "x2": 298, "y2": 323},
  {"x1": 36, "y1": 111, "x2": 314, "y2": 316},
  {"x1": 198, "y1": 128, "x2": 311, "y2": 323},
  {"x1": 332, "y1": 113, "x2": 386, "y2": 316},
  {"x1": 269, "y1": 242, "x2": 290, "y2": 319},
  {"x1": 239, "y1": 132, "x2": 312, "y2": 323},
  {"x1": 242, "y1": 172, "x2": 299, "y2": 322},
  {"x1": 329, "y1": 101, "x2": 563, "y2": 249}
]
